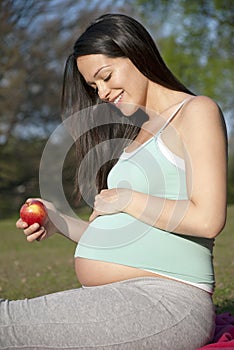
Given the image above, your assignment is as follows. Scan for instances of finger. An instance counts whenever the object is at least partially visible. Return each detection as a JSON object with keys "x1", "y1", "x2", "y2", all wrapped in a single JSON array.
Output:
[
  {"x1": 25, "y1": 197, "x2": 41, "y2": 204},
  {"x1": 23, "y1": 223, "x2": 40, "y2": 236},
  {"x1": 25, "y1": 198, "x2": 33, "y2": 204},
  {"x1": 27, "y1": 227, "x2": 46, "y2": 242},
  {"x1": 89, "y1": 210, "x2": 99, "y2": 222},
  {"x1": 89, "y1": 211, "x2": 95, "y2": 221},
  {"x1": 16, "y1": 218, "x2": 28, "y2": 229},
  {"x1": 100, "y1": 189, "x2": 108, "y2": 194},
  {"x1": 36, "y1": 229, "x2": 47, "y2": 242}
]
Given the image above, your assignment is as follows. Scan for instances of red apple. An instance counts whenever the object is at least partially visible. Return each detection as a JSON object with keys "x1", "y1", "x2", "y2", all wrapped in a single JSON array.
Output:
[{"x1": 20, "y1": 200, "x2": 47, "y2": 226}]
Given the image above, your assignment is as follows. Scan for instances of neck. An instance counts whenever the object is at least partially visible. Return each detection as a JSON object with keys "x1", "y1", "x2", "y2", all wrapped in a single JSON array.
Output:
[{"x1": 144, "y1": 81, "x2": 190, "y2": 120}]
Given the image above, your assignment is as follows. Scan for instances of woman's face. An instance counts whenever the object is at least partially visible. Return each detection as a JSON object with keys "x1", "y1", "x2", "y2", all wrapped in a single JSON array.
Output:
[{"x1": 77, "y1": 54, "x2": 149, "y2": 116}]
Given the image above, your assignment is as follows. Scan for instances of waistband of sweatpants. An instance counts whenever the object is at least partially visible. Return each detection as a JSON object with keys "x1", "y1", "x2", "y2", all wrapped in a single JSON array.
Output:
[{"x1": 82, "y1": 276, "x2": 213, "y2": 298}]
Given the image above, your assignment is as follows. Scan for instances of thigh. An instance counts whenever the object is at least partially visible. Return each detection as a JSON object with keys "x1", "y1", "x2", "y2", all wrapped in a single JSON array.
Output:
[{"x1": 0, "y1": 277, "x2": 215, "y2": 350}]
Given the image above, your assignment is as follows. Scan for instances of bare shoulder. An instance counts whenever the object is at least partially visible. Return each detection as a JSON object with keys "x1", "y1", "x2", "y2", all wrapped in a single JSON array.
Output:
[
  {"x1": 180, "y1": 95, "x2": 226, "y2": 136},
  {"x1": 183, "y1": 95, "x2": 222, "y2": 120}
]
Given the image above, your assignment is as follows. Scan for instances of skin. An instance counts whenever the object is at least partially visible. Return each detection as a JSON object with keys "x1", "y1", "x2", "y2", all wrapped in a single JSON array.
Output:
[
  {"x1": 16, "y1": 54, "x2": 227, "y2": 286},
  {"x1": 77, "y1": 55, "x2": 227, "y2": 237}
]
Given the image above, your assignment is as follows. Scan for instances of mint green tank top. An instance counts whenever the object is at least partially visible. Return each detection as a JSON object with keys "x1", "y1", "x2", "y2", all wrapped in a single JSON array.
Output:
[{"x1": 75, "y1": 100, "x2": 215, "y2": 292}]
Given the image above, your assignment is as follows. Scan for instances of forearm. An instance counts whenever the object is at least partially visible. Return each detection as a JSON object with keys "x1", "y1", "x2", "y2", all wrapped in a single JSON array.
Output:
[
  {"x1": 53, "y1": 211, "x2": 89, "y2": 243},
  {"x1": 123, "y1": 191, "x2": 226, "y2": 238}
]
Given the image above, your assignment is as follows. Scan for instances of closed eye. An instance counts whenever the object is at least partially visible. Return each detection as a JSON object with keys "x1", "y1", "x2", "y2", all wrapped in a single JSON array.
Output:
[
  {"x1": 87, "y1": 73, "x2": 112, "y2": 92},
  {"x1": 104, "y1": 73, "x2": 112, "y2": 82}
]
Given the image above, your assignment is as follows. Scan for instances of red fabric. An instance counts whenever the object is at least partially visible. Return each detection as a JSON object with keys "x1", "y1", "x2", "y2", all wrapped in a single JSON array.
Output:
[{"x1": 197, "y1": 313, "x2": 234, "y2": 349}]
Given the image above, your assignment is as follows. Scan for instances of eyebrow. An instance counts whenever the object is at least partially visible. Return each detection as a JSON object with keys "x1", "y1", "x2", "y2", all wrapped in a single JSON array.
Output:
[
  {"x1": 93, "y1": 65, "x2": 111, "y2": 78},
  {"x1": 86, "y1": 65, "x2": 111, "y2": 85}
]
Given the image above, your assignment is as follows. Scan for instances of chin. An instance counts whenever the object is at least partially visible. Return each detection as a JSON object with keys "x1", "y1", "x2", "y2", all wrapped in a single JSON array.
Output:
[{"x1": 118, "y1": 102, "x2": 140, "y2": 117}]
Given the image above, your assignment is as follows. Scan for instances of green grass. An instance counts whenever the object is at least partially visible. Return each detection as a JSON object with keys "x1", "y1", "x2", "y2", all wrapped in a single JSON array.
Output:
[
  {"x1": 213, "y1": 205, "x2": 234, "y2": 313},
  {"x1": 0, "y1": 217, "x2": 80, "y2": 300},
  {"x1": 0, "y1": 207, "x2": 233, "y2": 314}
]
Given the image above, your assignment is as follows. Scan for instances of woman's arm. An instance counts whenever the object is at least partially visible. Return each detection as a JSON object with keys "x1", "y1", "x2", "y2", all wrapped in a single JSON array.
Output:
[
  {"x1": 90, "y1": 96, "x2": 227, "y2": 239},
  {"x1": 16, "y1": 199, "x2": 89, "y2": 243}
]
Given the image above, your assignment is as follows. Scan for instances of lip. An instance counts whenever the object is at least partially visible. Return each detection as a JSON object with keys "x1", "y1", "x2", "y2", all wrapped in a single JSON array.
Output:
[{"x1": 111, "y1": 91, "x2": 124, "y2": 105}]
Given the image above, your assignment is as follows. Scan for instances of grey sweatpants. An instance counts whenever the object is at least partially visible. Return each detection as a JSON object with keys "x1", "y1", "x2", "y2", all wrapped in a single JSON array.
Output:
[{"x1": 0, "y1": 277, "x2": 215, "y2": 350}]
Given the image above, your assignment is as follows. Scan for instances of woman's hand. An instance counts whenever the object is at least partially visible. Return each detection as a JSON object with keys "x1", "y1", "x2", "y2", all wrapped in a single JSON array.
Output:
[
  {"x1": 89, "y1": 188, "x2": 132, "y2": 222},
  {"x1": 16, "y1": 198, "x2": 58, "y2": 242}
]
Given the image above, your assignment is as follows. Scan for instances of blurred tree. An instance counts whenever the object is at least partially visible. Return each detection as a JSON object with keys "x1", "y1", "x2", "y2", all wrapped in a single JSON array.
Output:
[
  {"x1": 1, "y1": 1, "x2": 42, "y2": 139},
  {"x1": 0, "y1": 0, "x2": 131, "y2": 144},
  {"x1": 0, "y1": 136, "x2": 46, "y2": 217},
  {"x1": 130, "y1": 0, "x2": 234, "y2": 120},
  {"x1": 0, "y1": 0, "x2": 131, "y2": 218},
  {"x1": 129, "y1": 0, "x2": 234, "y2": 204},
  {"x1": 1, "y1": 0, "x2": 233, "y2": 218}
]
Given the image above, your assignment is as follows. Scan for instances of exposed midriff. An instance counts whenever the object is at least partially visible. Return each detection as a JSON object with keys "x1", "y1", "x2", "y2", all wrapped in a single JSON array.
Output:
[{"x1": 75, "y1": 257, "x2": 171, "y2": 286}]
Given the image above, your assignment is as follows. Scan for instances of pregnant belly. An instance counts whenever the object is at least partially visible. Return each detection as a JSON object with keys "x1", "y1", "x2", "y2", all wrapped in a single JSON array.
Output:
[
  {"x1": 75, "y1": 257, "x2": 167, "y2": 286},
  {"x1": 75, "y1": 213, "x2": 161, "y2": 285},
  {"x1": 74, "y1": 214, "x2": 177, "y2": 286}
]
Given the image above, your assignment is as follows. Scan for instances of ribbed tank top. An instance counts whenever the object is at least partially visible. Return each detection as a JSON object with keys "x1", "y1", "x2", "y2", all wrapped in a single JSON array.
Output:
[{"x1": 75, "y1": 99, "x2": 215, "y2": 293}]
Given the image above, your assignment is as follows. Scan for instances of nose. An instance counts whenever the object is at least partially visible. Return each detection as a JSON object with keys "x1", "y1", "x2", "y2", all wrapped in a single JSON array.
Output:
[{"x1": 97, "y1": 82, "x2": 111, "y2": 101}]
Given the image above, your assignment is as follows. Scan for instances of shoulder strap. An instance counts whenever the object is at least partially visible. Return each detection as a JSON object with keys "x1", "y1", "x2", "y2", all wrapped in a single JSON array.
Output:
[{"x1": 156, "y1": 98, "x2": 191, "y2": 136}]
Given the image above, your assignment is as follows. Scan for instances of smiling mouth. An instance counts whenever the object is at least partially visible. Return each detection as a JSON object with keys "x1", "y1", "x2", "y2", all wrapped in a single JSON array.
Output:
[{"x1": 112, "y1": 92, "x2": 124, "y2": 105}]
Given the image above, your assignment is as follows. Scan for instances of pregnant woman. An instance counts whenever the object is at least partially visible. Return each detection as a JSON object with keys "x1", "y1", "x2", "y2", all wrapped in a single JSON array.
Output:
[{"x1": 1, "y1": 14, "x2": 227, "y2": 350}]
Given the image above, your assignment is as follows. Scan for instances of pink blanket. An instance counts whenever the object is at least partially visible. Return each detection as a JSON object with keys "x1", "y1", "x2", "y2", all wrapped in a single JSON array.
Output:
[{"x1": 198, "y1": 313, "x2": 234, "y2": 349}]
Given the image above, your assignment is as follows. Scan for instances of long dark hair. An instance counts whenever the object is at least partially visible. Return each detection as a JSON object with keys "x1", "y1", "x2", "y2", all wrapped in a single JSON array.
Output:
[{"x1": 62, "y1": 13, "x2": 193, "y2": 205}]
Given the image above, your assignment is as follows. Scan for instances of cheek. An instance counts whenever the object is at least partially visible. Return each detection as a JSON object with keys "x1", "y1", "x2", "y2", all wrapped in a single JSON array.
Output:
[
  {"x1": 120, "y1": 79, "x2": 147, "y2": 116},
  {"x1": 129, "y1": 74, "x2": 148, "y2": 100}
]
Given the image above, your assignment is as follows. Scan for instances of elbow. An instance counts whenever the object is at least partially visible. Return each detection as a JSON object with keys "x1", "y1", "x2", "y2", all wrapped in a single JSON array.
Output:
[{"x1": 198, "y1": 215, "x2": 226, "y2": 239}]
